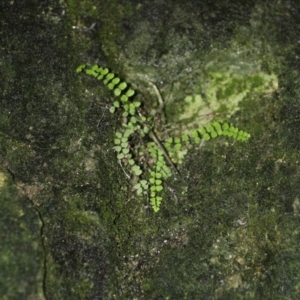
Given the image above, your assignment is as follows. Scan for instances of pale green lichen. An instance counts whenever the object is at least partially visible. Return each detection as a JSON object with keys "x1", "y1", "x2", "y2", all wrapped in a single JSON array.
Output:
[{"x1": 176, "y1": 53, "x2": 278, "y2": 128}]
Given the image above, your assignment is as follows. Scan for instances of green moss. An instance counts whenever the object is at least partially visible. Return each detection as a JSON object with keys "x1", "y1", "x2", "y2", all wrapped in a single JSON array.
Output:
[{"x1": 0, "y1": 172, "x2": 44, "y2": 299}]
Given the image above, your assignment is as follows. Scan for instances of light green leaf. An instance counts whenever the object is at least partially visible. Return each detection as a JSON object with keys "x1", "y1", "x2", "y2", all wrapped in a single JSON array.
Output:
[
  {"x1": 113, "y1": 101, "x2": 120, "y2": 108},
  {"x1": 114, "y1": 88, "x2": 121, "y2": 96},
  {"x1": 107, "y1": 83, "x2": 115, "y2": 90},
  {"x1": 118, "y1": 82, "x2": 127, "y2": 90},
  {"x1": 91, "y1": 64, "x2": 99, "y2": 71},
  {"x1": 140, "y1": 180, "x2": 148, "y2": 187},
  {"x1": 128, "y1": 159, "x2": 135, "y2": 165},
  {"x1": 112, "y1": 77, "x2": 120, "y2": 84},
  {"x1": 130, "y1": 117, "x2": 136, "y2": 124},
  {"x1": 86, "y1": 69, "x2": 98, "y2": 77},
  {"x1": 121, "y1": 142, "x2": 128, "y2": 148},
  {"x1": 134, "y1": 168, "x2": 142, "y2": 176},
  {"x1": 76, "y1": 64, "x2": 86, "y2": 73},
  {"x1": 115, "y1": 132, "x2": 122, "y2": 138},
  {"x1": 205, "y1": 124, "x2": 214, "y2": 132},
  {"x1": 203, "y1": 133, "x2": 211, "y2": 141},
  {"x1": 126, "y1": 89, "x2": 135, "y2": 97},
  {"x1": 149, "y1": 178, "x2": 155, "y2": 184},
  {"x1": 156, "y1": 185, "x2": 163, "y2": 192},
  {"x1": 121, "y1": 95, "x2": 128, "y2": 102},
  {"x1": 150, "y1": 186, "x2": 156, "y2": 192},
  {"x1": 101, "y1": 68, "x2": 109, "y2": 75},
  {"x1": 211, "y1": 131, "x2": 218, "y2": 138},
  {"x1": 106, "y1": 73, "x2": 114, "y2": 80},
  {"x1": 122, "y1": 148, "x2": 129, "y2": 154},
  {"x1": 117, "y1": 153, "x2": 124, "y2": 159}
]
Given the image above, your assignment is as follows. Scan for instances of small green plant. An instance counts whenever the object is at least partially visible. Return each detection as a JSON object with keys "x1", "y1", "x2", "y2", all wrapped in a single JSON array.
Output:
[{"x1": 77, "y1": 64, "x2": 250, "y2": 212}]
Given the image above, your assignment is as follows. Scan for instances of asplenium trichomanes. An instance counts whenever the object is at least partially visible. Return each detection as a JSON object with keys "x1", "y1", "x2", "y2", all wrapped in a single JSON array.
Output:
[{"x1": 76, "y1": 64, "x2": 250, "y2": 212}]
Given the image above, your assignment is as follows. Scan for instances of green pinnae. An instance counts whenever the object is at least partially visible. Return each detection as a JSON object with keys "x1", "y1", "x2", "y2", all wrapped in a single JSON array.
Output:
[
  {"x1": 123, "y1": 104, "x2": 129, "y2": 112},
  {"x1": 101, "y1": 68, "x2": 109, "y2": 75},
  {"x1": 156, "y1": 185, "x2": 163, "y2": 192},
  {"x1": 213, "y1": 121, "x2": 222, "y2": 130},
  {"x1": 194, "y1": 137, "x2": 201, "y2": 144},
  {"x1": 156, "y1": 161, "x2": 164, "y2": 168},
  {"x1": 124, "y1": 128, "x2": 133, "y2": 137},
  {"x1": 149, "y1": 178, "x2": 155, "y2": 184},
  {"x1": 205, "y1": 124, "x2": 214, "y2": 132},
  {"x1": 106, "y1": 73, "x2": 115, "y2": 80},
  {"x1": 122, "y1": 148, "x2": 130, "y2": 154},
  {"x1": 108, "y1": 83, "x2": 115, "y2": 90},
  {"x1": 129, "y1": 108, "x2": 136, "y2": 115},
  {"x1": 121, "y1": 95, "x2": 128, "y2": 102},
  {"x1": 150, "y1": 186, "x2": 156, "y2": 192},
  {"x1": 115, "y1": 132, "x2": 122, "y2": 138},
  {"x1": 121, "y1": 142, "x2": 128, "y2": 148},
  {"x1": 164, "y1": 142, "x2": 172, "y2": 150},
  {"x1": 198, "y1": 126, "x2": 207, "y2": 136},
  {"x1": 211, "y1": 131, "x2": 218, "y2": 138},
  {"x1": 182, "y1": 134, "x2": 189, "y2": 143},
  {"x1": 117, "y1": 153, "x2": 124, "y2": 160},
  {"x1": 155, "y1": 172, "x2": 162, "y2": 179},
  {"x1": 114, "y1": 88, "x2": 121, "y2": 96},
  {"x1": 174, "y1": 143, "x2": 182, "y2": 150},
  {"x1": 114, "y1": 138, "x2": 121, "y2": 145},
  {"x1": 86, "y1": 69, "x2": 98, "y2": 77},
  {"x1": 143, "y1": 126, "x2": 149, "y2": 134},
  {"x1": 91, "y1": 65, "x2": 99, "y2": 71},
  {"x1": 112, "y1": 77, "x2": 120, "y2": 84},
  {"x1": 135, "y1": 186, "x2": 143, "y2": 196},
  {"x1": 152, "y1": 205, "x2": 159, "y2": 213},
  {"x1": 133, "y1": 101, "x2": 141, "y2": 107},
  {"x1": 129, "y1": 159, "x2": 135, "y2": 165},
  {"x1": 130, "y1": 116, "x2": 136, "y2": 124},
  {"x1": 166, "y1": 137, "x2": 173, "y2": 144},
  {"x1": 174, "y1": 137, "x2": 181, "y2": 144},
  {"x1": 126, "y1": 89, "x2": 135, "y2": 97},
  {"x1": 149, "y1": 149, "x2": 157, "y2": 158},
  {"x1": 216, "y1": 128, "x2": 223, "y2": 135},
  {"x1": 140, "y1": 180, "x2": 148, "y2": 187},
  {"x1": 156, "y1": 196, "x2": 162, "y2": 202},
  {"x1": 191, "y1": 129, "x2": 199, "y2": 138},
  {"x1": 203, "y1": 133, "x2": 211, "y2": 141},
  {"x1": 222, "y1": 122, "x2": 230, "y2": 130},
  {"x1": 132, "y1": 165, "x2": 142, "y2": 176},
  {"x1": 233, "y1": 127, "x2": 239, "y2": 133},
  {"x1": 118, "y1": 82, "x2": 127, "y2": 90},
  {"x1": 113, "y1": 101, "x2": 120, "y2": 108},
  {"x1": 76, "y1": 64, "x2": 86, "y2": 73}
]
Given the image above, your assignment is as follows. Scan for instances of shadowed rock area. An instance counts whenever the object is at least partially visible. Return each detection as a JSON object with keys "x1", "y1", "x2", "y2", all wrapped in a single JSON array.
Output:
[{"x1": 1, "y1": 0, "x2": 300, "y2": 299}]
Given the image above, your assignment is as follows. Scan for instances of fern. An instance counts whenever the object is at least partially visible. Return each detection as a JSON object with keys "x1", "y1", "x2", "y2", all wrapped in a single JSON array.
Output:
[{"x1": 77, "y1": 64, "x2": 250, "y2": 212}]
